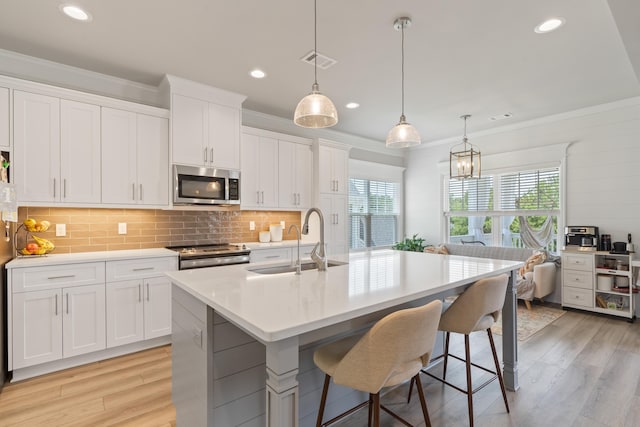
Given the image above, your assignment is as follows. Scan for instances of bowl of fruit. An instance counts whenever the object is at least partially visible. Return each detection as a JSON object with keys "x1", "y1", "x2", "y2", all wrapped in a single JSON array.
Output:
[
  {"x1": 20, "y1": 235, "x2": 55, "y2": 256},
  {"x1": 23, "y1": 218, "x2": 50, "y2": 232}
]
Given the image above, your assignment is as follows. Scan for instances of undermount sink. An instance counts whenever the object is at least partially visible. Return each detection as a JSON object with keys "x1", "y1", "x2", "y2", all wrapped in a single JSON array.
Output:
[{"x1": 247, "y1": 260, "x2": 347, "y2": 275}]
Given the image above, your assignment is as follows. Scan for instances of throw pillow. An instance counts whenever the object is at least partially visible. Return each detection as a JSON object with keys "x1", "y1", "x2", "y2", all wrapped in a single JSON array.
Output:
[
  {"x1": 424, "y1": 245, "x2": 449, "y2": 255},
  {"x1": 519, "y1": 251, "x2": 546, "y2": 277}
]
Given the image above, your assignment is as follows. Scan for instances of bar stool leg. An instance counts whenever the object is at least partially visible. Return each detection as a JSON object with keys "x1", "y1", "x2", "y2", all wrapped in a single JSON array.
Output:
[
  {"x1": 464, "y1": 334, "x2": 474, "y2": 427},
  {"x1": 487, "y1": 329, "x2": 510, "y2": 412},
  {"x1": 443, "y1": 331, "x2": 451, "y2": 381},
  {"x1": 372, "y1": 393, "x2": 380, "y2": 427},
  {"x1": 368, "y1": 394, "x2": 373, "y2": 427},
  {"x1": 316, "y1": 374, "x2": 331, "y2": 427},
  {"x1": 414, "y1": 374, "x2": 432, "y2": 427}
]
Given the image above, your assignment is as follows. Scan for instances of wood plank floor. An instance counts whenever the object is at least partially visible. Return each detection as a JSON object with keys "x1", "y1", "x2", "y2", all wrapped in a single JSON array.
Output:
[{"x1": 0, "y1": 307, "x2": 638, "y2": 426}]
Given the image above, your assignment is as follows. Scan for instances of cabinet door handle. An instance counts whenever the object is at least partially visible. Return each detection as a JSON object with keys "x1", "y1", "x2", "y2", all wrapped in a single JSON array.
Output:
[
  {"x1": 53, "y1": 178, "x2": 56, "y2": 198},
  {"x1": 63, "y1": 179, "x2": 67, "y2": 198},
  {"x1": 133, "y1": 267, "x2": 154, "y2": 271},
  {"x1": 335, "y1": 213, "x2": 339, "y2": 224},
  {"x1": 261, "y1": 191, "x2": 264, "y2": 204},
  {"x1": 210, "y1": 148, "x2": 214, "y2": 164},
  {"x1": 138, "y1": 284, "x2": 142, "y2": 302},
  {"x1": 66, "y1": 293, "x2": 69, "y2": 314},
  {"x1": 146, "y1": 283, "x2": 150, "y2": 301},
  {"x1": 132, "y1": 183, "x2": 136, "y2": 200},
  {"x1": 139, "y1": 184, "x2": 143, "y2": 201},
  {"x1": 204, "y1": 148, "x2": 207, "y2": 163},
  {"x1": 47, "y1": 275, "x2": 75, "y2": 280},
  {"x1": 55, "y1": 294, "x2": 58, "y2": 316}
]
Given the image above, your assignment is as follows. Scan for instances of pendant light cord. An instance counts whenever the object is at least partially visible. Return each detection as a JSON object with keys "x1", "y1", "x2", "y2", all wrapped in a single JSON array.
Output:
[
  {"x1": 314, "y1": 0, "x2": 318, "y2": 85},
  {"x1": 401, "y1": 23, "x2": 405, "y2": 118}
]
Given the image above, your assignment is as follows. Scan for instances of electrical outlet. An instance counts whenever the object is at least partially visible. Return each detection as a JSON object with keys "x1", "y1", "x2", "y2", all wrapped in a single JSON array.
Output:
[
  {"x1": 249, "y1": 221, "x2": 255, "y2": 231},
  {"x1": 118, "y1": 223, "x2": 127, "y2": 235},
  {"x1": 280, "y1": 220, "x2": 285, "y2": 228},
  {"x1": 56, "y1": 223, "x2": 66, "y2": 237}
]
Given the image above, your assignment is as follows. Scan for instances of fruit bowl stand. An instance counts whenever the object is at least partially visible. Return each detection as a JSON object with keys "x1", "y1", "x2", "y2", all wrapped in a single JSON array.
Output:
[{"x1": 13, "y1": 223, "x2": 54, "y2": 257}]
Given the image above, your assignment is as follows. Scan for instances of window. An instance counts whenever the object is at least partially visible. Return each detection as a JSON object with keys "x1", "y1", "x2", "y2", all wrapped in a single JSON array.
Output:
[
  {"x1": 349, "y1": 178, "x2": 400, "y2": 249},
  {"x1": 446, "y1": 167, "x2": 560, "y2": 252}
]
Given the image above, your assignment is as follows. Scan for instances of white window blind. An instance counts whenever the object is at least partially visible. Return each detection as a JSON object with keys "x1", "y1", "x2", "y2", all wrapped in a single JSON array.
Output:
[
  {"x1": 500, "y1": 168, "x2": 559, "y2": 211},
  {"x1": 349, "y1": 178, "x2": 399, "y2": 249},
  {"x1": 448, "y1": 176, "x2": 493, "y2": 212}
]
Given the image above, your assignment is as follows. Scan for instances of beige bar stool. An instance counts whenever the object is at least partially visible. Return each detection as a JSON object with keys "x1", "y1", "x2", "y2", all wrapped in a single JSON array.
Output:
[
  {"x1": 408, "y1": 274, "x2": 510, "y2": 427},
  {"x1": 313, "y1": 300, "x2": 442, "y2": 427}
]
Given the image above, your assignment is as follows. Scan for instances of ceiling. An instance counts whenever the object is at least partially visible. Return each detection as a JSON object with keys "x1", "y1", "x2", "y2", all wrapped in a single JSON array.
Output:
[{"x1": 1, "y1": 0, "x2": 639, "y2": 145}]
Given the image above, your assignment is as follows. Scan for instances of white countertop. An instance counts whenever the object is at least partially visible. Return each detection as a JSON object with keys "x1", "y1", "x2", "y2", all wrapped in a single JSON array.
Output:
[
  {"x1": 167, "y1": 249, "x2": 523, "y2": 343},
  {"x1": 6, "y1": 248, "x2": 177, "y2": 269}
]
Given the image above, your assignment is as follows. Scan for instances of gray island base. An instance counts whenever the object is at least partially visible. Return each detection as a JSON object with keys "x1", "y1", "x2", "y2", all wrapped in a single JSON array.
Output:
[{"x1": 168, "y1": 249, "x2": 522, "y2": 426}]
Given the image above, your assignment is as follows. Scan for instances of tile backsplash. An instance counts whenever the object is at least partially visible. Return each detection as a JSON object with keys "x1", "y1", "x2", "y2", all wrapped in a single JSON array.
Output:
[{"x1": 17, "y1": 207, "x2": 302, "y2": 254}]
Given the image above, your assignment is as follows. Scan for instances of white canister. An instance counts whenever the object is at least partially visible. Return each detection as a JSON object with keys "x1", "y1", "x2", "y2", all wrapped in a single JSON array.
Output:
[
  {"x1": 259, "y1": 231, "x2": 271, "y2": 243},
  {"x1": 615, "y1": 276, "x2": 629, "y2": 288},
  {"x1": 269, "y1": 224, "x2": 283, "y2": 242},
  {"x1": 597, "y1": 275, "x2": 613, "y2": 291}
]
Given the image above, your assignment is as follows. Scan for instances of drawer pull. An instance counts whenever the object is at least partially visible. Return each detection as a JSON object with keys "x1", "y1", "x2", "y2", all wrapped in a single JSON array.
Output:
[
  {"x1": 265, "y1": 255, "x2": 281, "y2": 259},
  {"x1": 47, "y1": 275, "x2": 76, "y2": 280},
  {"x1": 132, "y1": 267, "x2": 155, "y2": 271}
]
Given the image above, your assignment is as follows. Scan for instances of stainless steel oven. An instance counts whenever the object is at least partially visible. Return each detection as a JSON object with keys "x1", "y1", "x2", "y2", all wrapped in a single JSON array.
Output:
[
  {"x1": 173, "y1": 164, "x2": 240, "y2": 206},
  {"x1": 166, "y1": 244, "x2": 250, "y2": 270}
]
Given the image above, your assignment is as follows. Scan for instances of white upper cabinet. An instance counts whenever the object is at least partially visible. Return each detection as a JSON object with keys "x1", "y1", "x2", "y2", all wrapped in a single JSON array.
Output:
[
  {"x1": 0, "y1": 86, "x2": 9, "y2": 148},
  {"x1": 278, "y1": 140, "x2": 312, "y2": 209},
  {"x1": 60, "y1": 99, "x2": 101, "y2": 203},
  {"x1": 241, "y1": 133, "x2": 278, "y2": 209},
  {"x1": 164, "y1": 75, "x2": 245, "y2": 170},
  {"x1": 13, "y1": 91, "x2": 60, "y2": 203},
  {"x1": 171, "y1": 94, "x2": 208, "y2": 167},
  {"x1": 14, "y1": 92, "x2": 101, "y2": 204},
  {"x1": 208, "y1": 102, "x2": 241, "y2": 169},
  {"x1": 102, "y1": 107, "x2": 169, "y2": 206},
  {"x1": 318, "y1": 143, "x2": 348, "y2": 195}
]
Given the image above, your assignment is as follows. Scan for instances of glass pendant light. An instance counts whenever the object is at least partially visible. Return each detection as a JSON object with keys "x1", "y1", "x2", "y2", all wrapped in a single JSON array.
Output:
[
  {"x1": 450, "y1": 114, "x2": 481, "y2": 179},
  {"x1": 386, "y1": 17, "x2": 421, "y2": 148},
  {"x1": 294, "y1": 0, "x2": 338, "y2": 128}
]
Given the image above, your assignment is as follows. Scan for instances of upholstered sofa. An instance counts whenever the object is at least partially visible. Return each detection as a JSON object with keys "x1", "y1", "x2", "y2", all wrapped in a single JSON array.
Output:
[{"x1": 439, "y1": 243, "x2": 557, "y2": 309}]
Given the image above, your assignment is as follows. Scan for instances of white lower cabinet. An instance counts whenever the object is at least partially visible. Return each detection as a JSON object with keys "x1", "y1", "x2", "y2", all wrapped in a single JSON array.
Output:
[
  {"x1": 106, "y1": 256, "x2": 176, "y2": 348},
  {"x1": 8, "y1": 253, "x2": 178, "y2": 377},
  {"x1": 106, "y1": 280, "x2": 144, "y2": 347},
  {"x1": 12, "y1": 282, "x2": 106, "y2": 369}
]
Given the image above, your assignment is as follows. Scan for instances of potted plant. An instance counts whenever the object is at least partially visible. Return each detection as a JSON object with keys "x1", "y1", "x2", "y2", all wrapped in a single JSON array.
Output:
[{"x1": 392, "y1": 234, "x2": 427, "y2": 252}]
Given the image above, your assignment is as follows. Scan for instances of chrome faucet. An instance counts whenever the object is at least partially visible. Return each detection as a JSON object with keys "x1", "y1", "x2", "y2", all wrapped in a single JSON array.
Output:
[
  {"x1": 288, "y1": 224, "x2": 302, "y2": 275},
  {"x1": 302, "y1": 207, "x2": 327, "y2": 271}
]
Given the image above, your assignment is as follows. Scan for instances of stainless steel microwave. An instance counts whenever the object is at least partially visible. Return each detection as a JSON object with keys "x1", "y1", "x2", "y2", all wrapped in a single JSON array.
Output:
[{"x1": 173, "y1": 165, "x2": 240, "y2": 205}]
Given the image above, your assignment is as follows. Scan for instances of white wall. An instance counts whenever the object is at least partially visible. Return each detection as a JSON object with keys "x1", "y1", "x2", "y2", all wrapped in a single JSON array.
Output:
[{"x1": 405, "y1": 97, "x2": 640, "y2": 248}]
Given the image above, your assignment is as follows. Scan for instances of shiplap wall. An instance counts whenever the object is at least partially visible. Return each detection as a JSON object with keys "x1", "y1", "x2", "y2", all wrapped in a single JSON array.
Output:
[{"x1": 404, "y1": 98, "x2": 640, "y2": 303}]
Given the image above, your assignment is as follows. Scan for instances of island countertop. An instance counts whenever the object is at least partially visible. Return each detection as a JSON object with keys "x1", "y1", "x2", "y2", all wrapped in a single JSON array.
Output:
[{"x1": 166, "y1": 249, "x2": 523, "y2": 343}]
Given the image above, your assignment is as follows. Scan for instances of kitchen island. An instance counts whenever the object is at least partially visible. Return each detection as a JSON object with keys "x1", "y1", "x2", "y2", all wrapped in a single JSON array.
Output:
[{"x1": 167, "y1": 249, "x2": 523, "y2": 427}]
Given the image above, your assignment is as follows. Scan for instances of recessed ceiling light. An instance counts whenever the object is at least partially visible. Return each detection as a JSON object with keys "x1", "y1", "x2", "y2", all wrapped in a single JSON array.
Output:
[
  {"x1": 489, "y1": 112, "x2": 513, "y2": 121},
  {"x1": 534, "y1": 17, "x2": 565, "y2": 34},
  {"x1": 59, "y1": 4, "x2": 92, "y2": 22},
  {"x1": 249, "y1": 69, "x2": 266, "y2": 79},
  {"x1": 345, "y1": 102, "x2": 360, "y2": 109}
]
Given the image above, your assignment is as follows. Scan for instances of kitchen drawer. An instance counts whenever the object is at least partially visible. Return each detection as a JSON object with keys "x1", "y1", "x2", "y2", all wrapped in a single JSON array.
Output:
[
  {"x1": 563, "y1": 254, "x2": 594, "y2": 271},
  {"x1": 563, "y1": 270, "x2": 593, "y2": 290},
  {"x1": 250, "y1": 248, "x2": 291, "y2": 263},
  {"x1": 106, "y1": 256, "x2": 177, "y2": 282},
  {"x1": 563, "y1": 286, "x2": 593, "y2": 308},
  {"x1": 11, "y1": 262, "x2": 105, "y2": 293}
]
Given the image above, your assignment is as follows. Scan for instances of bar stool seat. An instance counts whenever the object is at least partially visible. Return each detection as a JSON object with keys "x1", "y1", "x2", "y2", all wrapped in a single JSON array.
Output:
[{"x1": 313, "y1": 300, "x2": 442, "y2": 427}]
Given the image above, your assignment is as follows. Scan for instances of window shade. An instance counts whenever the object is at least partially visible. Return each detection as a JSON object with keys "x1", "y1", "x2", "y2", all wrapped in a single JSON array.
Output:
[
  {"x1": 500, "y1": 168, "x2": 559, "y2": 211},
  {"x1": 448, "y1": 176, "x2": 493, "y2": 212}
]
